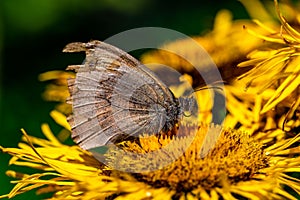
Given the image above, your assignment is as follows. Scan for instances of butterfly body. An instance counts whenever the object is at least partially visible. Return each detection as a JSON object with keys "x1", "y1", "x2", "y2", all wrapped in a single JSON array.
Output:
[{"x1": 64, "y1": 41, "x2": 189, "y2": 150}]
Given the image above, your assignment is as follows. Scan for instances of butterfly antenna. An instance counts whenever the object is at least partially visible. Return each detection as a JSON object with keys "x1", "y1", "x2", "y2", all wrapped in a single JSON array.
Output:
[{"x1": 187, "y1": 80, "x2": 225, "y2": 98}]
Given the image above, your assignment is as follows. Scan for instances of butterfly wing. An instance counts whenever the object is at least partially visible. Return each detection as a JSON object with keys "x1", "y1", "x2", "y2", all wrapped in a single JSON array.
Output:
[{"x1": 64, "y1": 41, "x2": 179, "y2": 150}]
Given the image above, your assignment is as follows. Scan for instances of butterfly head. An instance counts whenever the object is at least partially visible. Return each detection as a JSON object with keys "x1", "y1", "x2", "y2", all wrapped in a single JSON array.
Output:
[{"x1": 178, "y1": 97, "x2": 198, "y2": 118}]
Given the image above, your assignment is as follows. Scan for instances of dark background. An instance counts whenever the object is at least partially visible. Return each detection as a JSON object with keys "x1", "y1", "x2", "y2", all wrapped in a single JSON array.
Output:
[{"x1": 0, "y1": 0, "x2": 249, "y2": 199}]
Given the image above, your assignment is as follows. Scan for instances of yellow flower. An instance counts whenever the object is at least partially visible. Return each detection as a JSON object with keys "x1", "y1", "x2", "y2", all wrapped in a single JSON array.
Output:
[
  {"x1": 1, "y1": 0, "x2": 300, "y2": 199},
  {"x1": 39, "y1": 70, "x2": 75, "y2": 115},
  {"x1": 224, "y1": 0, "x2": 300, "y2": 136},
  {"x1": 0, "y1": 120, "x2": 299, "y2": 199},
  {"x1": 141, "y1": 7, "x2": 274, "y2": 86}
]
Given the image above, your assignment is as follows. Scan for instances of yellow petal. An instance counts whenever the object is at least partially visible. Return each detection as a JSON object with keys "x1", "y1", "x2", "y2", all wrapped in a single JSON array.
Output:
[{"x1": 50, "y1": 110, "x2": 71, "y2": 131}]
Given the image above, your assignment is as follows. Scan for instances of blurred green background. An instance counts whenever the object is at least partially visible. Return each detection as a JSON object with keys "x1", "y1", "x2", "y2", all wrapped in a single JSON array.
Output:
[{"x1": 0, "y1": 0, "x2": 249, "y2": 199}]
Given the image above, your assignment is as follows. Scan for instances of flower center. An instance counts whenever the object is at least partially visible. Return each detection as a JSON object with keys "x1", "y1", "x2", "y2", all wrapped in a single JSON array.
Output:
[{"x1": 105, "y1": 125, "x2": 269, "y2": 192}]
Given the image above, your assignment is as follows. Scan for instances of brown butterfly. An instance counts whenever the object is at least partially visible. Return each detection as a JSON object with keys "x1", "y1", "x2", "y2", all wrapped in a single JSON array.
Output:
[{"x1": 64, "y1": 40, "x2": 197, "y2": 150}]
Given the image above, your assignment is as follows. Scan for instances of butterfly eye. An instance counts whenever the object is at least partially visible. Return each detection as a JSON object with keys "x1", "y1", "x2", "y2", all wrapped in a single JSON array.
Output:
[{"x1": 183, "y1": 110, "x2": 192, "y2": 117}]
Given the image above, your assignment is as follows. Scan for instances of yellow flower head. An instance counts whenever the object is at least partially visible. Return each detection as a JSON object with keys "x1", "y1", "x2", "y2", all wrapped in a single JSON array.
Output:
[
  {"x1": 1, "y1": 120, "x2": 299, "y2": 199},
  {"x1": 1, "y1": 0, "x2": 300, "y2": 200}
]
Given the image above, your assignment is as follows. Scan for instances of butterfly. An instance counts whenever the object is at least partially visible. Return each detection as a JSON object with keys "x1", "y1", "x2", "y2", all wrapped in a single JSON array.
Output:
[{"x1": 64, "y1": 40, "x2": 197, "y2": 150}]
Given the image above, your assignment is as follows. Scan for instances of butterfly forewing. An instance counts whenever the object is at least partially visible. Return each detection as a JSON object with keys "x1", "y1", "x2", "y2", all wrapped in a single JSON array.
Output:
[{"x1": 64, "y1": 41, "x2": 179, "y2": 150}]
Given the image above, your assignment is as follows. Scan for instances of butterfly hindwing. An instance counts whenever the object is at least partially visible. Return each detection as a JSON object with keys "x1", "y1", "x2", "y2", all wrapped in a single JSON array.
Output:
[{"x1": 64, "y1": 41, "x2": 179, "y2": 149}]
